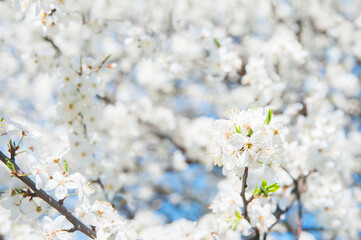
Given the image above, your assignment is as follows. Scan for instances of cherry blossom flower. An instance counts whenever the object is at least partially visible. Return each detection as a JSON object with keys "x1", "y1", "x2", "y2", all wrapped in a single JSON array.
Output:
[
  {"x1": 42, "y1": 216, "x2": 72, "y2": 240},
  {"x1": 208, "y1": 108, "x2": 285, "y2": 179},
  {"x1": 44, "y1": 172, "x2": 80, "y2": 200}
]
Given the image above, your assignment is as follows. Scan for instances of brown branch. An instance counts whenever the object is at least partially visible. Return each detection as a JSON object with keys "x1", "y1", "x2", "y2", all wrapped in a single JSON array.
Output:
[
  {"x1": 295, "y1": 174, "x2": 306, "y2": 240},
  {"x1": 43, "y1": 36, "x2": 61, "y2": 56},
  {"x1": 263, "y1": 201, "x2": 295, "y2": 240},
  {"x1": 0, "y1": 151, "x2": 96, "y2": 239},
  {"x1": 239, "y1": 167, "x2": 260, "y2": 239},
  {"x1": 240, "y1": 167, "x2": 251, "y2": 222},
  {"x1": 263, "y1": 169, "x2": 316, "y2": 239},
  {"x1": 295, "y1": 170, "x2": 315, "y2": 239},
  {"x1": 263, "y1": 167, "x2": 316, "y2": 240},
  {"x1": 130, "y1": 109, "x2": 200, "y2": 165},
  {"x1": 95, "y1": 55, "x2": 111, "y2": 73},
  {"x1": 96, "y1": 94, "x2": 116, "y2": 105},
  {"x1": 247, "y1": 194, "x2": 255, "y2": 204},
  {"x1": 151, "y1": 128, "x2": 198, "y2": 164},
  {"x1": 91, "y1": 178, "x2": 135, "y2": 219},
  {"x1": 296, "y1": 197, "x2": 302, "y2": 239},
  {"x1": 64, "y1": 227, "x2": 77, "y2": 233}
]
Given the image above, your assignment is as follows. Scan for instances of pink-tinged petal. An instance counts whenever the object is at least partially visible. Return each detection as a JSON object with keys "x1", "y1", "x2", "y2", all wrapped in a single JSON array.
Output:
[
  {"x1": 55, "y1": 185, "x2": 67, "y2": 200},
  {"x1": 44, "y1": 179, "x2": 58, "y2": 190}
]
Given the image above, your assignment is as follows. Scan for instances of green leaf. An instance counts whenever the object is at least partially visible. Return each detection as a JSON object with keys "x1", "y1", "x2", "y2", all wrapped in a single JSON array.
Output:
[
  {"x1": 260, "y1": 186, "x2": 268, "y2": 197},
  {"x1": 247, "y1": 128, "x2": 253, "y2": 137},
  {"x1": 253, "y1": 184, "x2": 259, "y2": 194},
  {"x1": 213, "y1": 38, "x2": 221, "y2": 48},
  {"x1": 235, "y1": 125, "x2": 242, "y2": 134},
  {"x1": 6, "y1": 158, "x2": 15, "y2": 172},
  {"x1": 64, "y1": 159, "x2": 69, "y2": 173},
  {"x1": 232, "y1": 219, "x2": 240, "y2": 231},
  {"x1": 266, "y1": 183, "x2": 280, "y2": 192},
  {"x1": 261, "y1": 179, "x2": 267, "y2": 188},
  {"x1": 265, "y1": 183, "x2": 277, "y2": 189},
  {"x1": 235, "y1": 210, "x2": 242, "y2": 219},
  {"x1": 264, "y1": 108, "x2": 273, "y2": 125}
]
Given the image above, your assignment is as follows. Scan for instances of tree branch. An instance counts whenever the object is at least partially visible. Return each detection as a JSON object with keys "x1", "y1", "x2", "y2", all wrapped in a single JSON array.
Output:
[
  {"x1": 295, "y1": 175, "x2": 305, "y2": 240},
  {"x1": 263, "y1": 169, "x2": 316, "y2": 239},
  {"x1": 240, "y1": 167, "x2": 251, "y2": 222},
  {"x1": 150, "y1": 128, "x2": 198, "y2": 165},
  {"x1": 0, "y1": 151, "x2": 96, "y2": 239},
  {"x1": 240, "y1": 167, "x2": 260, "y2": 239},
  {"x1": 43, "y1": 36, "x2": 61, "y2": 56}
]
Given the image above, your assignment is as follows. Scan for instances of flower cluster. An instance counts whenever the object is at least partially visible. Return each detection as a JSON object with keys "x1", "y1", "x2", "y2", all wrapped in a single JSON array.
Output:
[
  {"x1": 208, "y1": 108, "x2": 283, "y2": 181},
  {"x1": 0, "y1": 111, "x2": 136, "y2": 239}
]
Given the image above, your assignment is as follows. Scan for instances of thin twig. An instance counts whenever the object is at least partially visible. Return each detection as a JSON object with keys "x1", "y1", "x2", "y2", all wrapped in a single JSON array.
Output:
[
  {"x1": 240, "y1": 167, "x2": 250, "y2": 222},
  {"x1": 240, "y1": 167, "x2": 260, "y2": 239},
  {"x1": 43, "y1": 36, "x2": 61, "y2": 56},
  {"x1": 95, "y1": 55, "x2": 111, "y2": 73},
  {"x1": 263, "y1": 169, "x2": 316, "y2": 240},
  {"x1": 151, "y1": 128, "x2": 198, "y2": 164},
  {"x1": 247, "y1": 194, "x2": 255, "y2": 204},
  {"x1": 263, "y1": 203, "x2": 294, "y2": 240},
  {"x1": 295, "y1": 176, "x2": 304, "y2": 240}
]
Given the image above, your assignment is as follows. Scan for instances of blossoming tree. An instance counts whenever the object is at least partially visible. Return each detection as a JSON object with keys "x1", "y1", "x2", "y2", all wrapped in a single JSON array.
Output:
[{"x1": 0, "y1": 0, "x2": 360, "y2": 239}]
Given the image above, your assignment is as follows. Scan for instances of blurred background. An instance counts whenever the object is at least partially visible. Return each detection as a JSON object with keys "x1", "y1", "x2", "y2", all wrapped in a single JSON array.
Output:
[{"x1": 0, "y1": 0, "x2": 361, "y2": 239}]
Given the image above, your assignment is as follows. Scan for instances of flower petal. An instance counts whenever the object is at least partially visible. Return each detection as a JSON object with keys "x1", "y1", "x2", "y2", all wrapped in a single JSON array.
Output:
[
  {"x1": 53, "y1": 215, "x2": 66, "y2": 228},
  {"x1": 44, "y1": 179, "x2": 58, "y2": 191},
  {"x1": 55, "y1": 185, "x2": 67, "y2": 200},
  {"x1": 65, "y1": 180, "x2": 79, "y2": 189}
]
